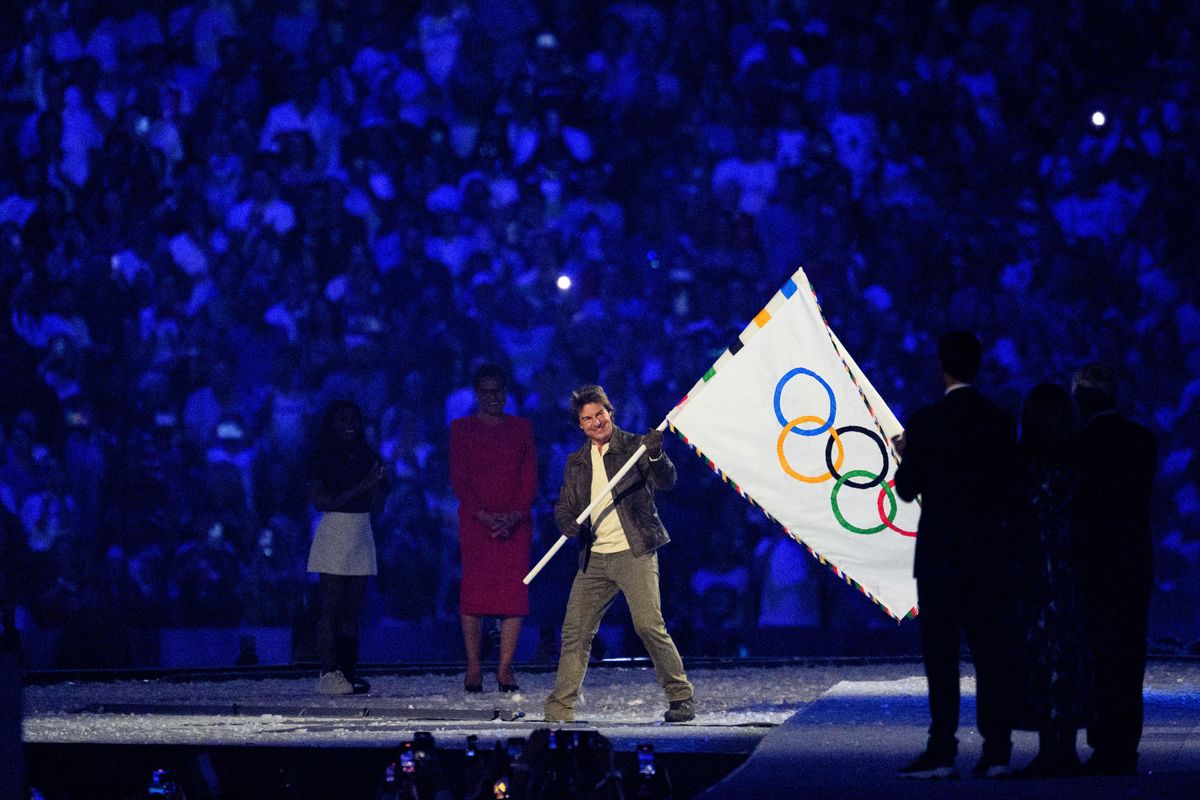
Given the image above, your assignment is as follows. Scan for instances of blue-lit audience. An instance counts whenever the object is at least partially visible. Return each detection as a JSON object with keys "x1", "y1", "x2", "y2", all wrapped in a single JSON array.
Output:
[{"x1": 1, "y1": 0, "x2": 1197, "y2": 664}]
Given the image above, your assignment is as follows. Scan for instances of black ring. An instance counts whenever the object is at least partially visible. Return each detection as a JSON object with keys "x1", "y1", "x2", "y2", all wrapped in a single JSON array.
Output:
[{"x1": 824, "y1": 425, "x2": 888, "y2": 490}]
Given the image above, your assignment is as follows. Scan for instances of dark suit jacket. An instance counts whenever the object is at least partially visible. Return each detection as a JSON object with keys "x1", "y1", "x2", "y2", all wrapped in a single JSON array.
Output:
[
  {"x1": 1070, "y1": 410, "x2": 1157, "y2": 594},
  {"x1": 894, "y1": 386, "x2": 1019, "y2": 581}
]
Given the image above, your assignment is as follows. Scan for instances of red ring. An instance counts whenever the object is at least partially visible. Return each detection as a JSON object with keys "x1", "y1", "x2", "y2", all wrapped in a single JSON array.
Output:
[{"x1": 877, "y1": 479, "x2": 916, "y2": 537}]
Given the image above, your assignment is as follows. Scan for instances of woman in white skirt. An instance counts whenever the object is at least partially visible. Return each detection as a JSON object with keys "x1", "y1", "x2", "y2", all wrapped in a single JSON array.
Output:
[{"x1": 306, "y1": 400, "x2": 387, "y2": 694}]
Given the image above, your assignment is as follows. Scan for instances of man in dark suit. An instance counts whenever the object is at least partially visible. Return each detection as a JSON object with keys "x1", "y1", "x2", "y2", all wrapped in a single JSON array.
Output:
[
  {"x1": 1070, "y1": 364, "x2": 1158, "y2": 776},
  {"x1": 893, "y1": 331, "x2": 1020, "y2": 779}
]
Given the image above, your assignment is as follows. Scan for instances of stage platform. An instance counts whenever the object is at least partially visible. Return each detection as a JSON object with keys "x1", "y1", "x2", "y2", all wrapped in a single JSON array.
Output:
[
  {"x1": 700, "y1": 671, "x2": 1200, "y2": 799},
  {"x1": 19, "y1": 657, "x2": 1200, "y2": 798}
]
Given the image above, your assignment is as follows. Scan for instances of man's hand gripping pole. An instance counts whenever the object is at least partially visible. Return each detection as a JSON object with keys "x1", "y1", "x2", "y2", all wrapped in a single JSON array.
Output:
[{"x1": 523, "y1": 418, "x2": 669, "y2": 584}]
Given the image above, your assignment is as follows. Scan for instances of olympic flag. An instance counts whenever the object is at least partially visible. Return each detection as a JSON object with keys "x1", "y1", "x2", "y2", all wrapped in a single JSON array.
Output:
[{"x1": 666, "y1": 267, "x2": 920, "y2": 619}]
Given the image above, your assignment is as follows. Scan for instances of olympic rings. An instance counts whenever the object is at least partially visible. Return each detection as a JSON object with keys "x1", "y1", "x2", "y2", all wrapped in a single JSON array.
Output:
[
  {"x1": 777, "y1": 416, "x2": 844, "y2": 483},
  {"x1": 772, "y1": 367, "x2": 912, "y2": 538},
  {"x1": 824, "y1": 425, "x2": 888, "y2": 490},
  {"x1": 774, "y1": 368, "x2": 836, "y2": 437}
]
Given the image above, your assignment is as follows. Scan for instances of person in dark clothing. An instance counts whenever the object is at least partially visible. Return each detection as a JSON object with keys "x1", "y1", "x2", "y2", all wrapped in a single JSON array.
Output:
[
  {"x1": 1070, "y1": 364, "x2": 1158, "y2": 776},
  {"x1": 893, "y1": 331, "x2": 1021, "y2": 779},
  {"x1": 305, "y1": 400, "x2": 387, "y2": 695},
  {"x1": 1011, "y1": 382, "x2": 1092, "y2": 777}
]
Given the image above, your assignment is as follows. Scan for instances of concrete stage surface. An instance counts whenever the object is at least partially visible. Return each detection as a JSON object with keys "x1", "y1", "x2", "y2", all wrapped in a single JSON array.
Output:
[{"x1": 22, "y1": 657, "x2": 1200, "y2": 797}]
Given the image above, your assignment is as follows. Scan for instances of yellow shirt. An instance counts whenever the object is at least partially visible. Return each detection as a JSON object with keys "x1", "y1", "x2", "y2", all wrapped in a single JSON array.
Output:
[{"x1": 589, "y1": 442, "x2": 630, "y2": 553}]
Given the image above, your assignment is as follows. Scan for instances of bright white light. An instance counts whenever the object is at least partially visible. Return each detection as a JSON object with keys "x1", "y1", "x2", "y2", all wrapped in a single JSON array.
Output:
[
  {"x1": 556, "y1": 274, "x2": 572, "y2": 291},
  {"x1": 1091, "y1": 110, "x2": 1106, "y2": 127}
]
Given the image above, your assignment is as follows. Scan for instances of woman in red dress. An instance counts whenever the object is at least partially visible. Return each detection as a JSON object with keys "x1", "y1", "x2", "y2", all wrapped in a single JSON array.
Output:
[{"x1": 449, "y1": 364, "x2": 537, "y2": 692}]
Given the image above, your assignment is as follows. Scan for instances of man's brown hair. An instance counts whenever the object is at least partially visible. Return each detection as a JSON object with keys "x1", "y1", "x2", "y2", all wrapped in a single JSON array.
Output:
[{"x1": 570, "y1": 384, "x2": 614, "y2": 424}]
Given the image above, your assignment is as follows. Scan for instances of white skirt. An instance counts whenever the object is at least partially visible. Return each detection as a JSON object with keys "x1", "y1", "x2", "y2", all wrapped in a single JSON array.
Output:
[{"x1": 307, "y1": 512, "x2": 377, "y2": 576}]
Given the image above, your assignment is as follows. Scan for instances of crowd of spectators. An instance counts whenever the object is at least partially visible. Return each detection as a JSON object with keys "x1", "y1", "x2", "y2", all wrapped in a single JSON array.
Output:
[{"x1": 1, "y1": 0, "x2": 1198, "y2": 668}]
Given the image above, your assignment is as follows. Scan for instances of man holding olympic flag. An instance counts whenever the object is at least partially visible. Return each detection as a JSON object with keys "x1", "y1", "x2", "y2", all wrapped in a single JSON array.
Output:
[{"x1": 542, "y1": 384, "x2": 695, "y2": 724}]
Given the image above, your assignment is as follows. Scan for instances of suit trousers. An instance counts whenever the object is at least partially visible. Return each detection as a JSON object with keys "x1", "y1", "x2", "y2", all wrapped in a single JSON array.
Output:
[
  {"x1": 545, "y1": 550, "x2": 692, "y2": 719},
  {"x1": 917, "y1": 572, "x2": 1015, "y2": 759},
  {"x1": 1086, "y1": 584, "x2": 1149, "y2": 766}
]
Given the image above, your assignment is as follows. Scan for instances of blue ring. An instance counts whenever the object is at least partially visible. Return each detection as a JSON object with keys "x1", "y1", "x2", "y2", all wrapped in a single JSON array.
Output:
[{"x1": 773, "y1": 368, "x2": 836, "y2": 437}]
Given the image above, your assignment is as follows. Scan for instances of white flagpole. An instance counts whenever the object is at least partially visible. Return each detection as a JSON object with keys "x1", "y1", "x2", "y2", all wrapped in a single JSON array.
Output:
[{"x1": 523, "y1": 418, "x2": 670, "y2": 584}]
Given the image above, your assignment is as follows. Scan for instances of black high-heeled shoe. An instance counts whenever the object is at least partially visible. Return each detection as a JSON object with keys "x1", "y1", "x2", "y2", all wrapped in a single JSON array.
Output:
[
  {"x1": 497, "y1": 673, "x2": 519, "y2": 692},
  {"x1": 465, "y1": 673, "x2": 484, "y2": 693}
]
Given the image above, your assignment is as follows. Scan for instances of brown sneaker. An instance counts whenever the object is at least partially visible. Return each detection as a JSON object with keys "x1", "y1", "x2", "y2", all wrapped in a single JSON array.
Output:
[
  {"x1": 664, "y1": 698, "x2": 695, "y2": 723},
  {"x1": 544, "y1": 702, "x2": 574, "y2": 723}
]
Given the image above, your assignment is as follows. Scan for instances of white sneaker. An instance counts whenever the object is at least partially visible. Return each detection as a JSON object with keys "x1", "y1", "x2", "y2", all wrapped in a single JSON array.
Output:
[{"x1": 317, "y1": 670, "x2": 353, "y2": 695}]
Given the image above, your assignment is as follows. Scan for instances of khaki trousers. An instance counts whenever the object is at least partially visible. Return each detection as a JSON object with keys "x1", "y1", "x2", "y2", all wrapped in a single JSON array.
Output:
[{"x1": 545, "y1": 550, "x2": 692, "y2": 719}]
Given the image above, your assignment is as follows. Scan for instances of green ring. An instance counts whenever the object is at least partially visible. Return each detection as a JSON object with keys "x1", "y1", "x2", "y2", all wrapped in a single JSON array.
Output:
[{"x1": 830, "y1": 469, "x2": 889, "y2": 535}]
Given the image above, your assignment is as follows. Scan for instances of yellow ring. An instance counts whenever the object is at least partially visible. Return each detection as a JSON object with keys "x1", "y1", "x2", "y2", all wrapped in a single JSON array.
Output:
[{"x1": 777, "y1": 415, "x2": 844, "y2": 483}]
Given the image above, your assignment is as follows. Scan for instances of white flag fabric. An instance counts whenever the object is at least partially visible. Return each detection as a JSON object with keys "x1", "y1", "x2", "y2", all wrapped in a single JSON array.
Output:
[{"x1": 667, "y1": 268, "x2": 919, "y2": 619}]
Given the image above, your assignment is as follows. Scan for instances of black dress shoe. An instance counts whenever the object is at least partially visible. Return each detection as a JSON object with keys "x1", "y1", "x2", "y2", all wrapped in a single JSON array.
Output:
[
  {"x1": 898, "y1": 750, "x2": 957, "y2": 779},
  {"x1": 349, "y1": 676, "x2": 371, "y2": 695},
  {"x1": 972, "y1": 753, "x2": 1013, "y2": 779},
  {"x1": 464, "y1": 681, "x2": 483, "y2": 693}
]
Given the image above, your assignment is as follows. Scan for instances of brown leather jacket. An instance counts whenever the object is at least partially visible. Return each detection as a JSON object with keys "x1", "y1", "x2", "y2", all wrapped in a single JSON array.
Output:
[{"x1": 554, "y1": 426, "x2": 675, "y2": 568}]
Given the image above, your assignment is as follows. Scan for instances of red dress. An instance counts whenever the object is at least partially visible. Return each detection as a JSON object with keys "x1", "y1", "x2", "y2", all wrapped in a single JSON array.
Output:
[{"x1": 450, "y1": 414, "x2": 537, "y2": 616}]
